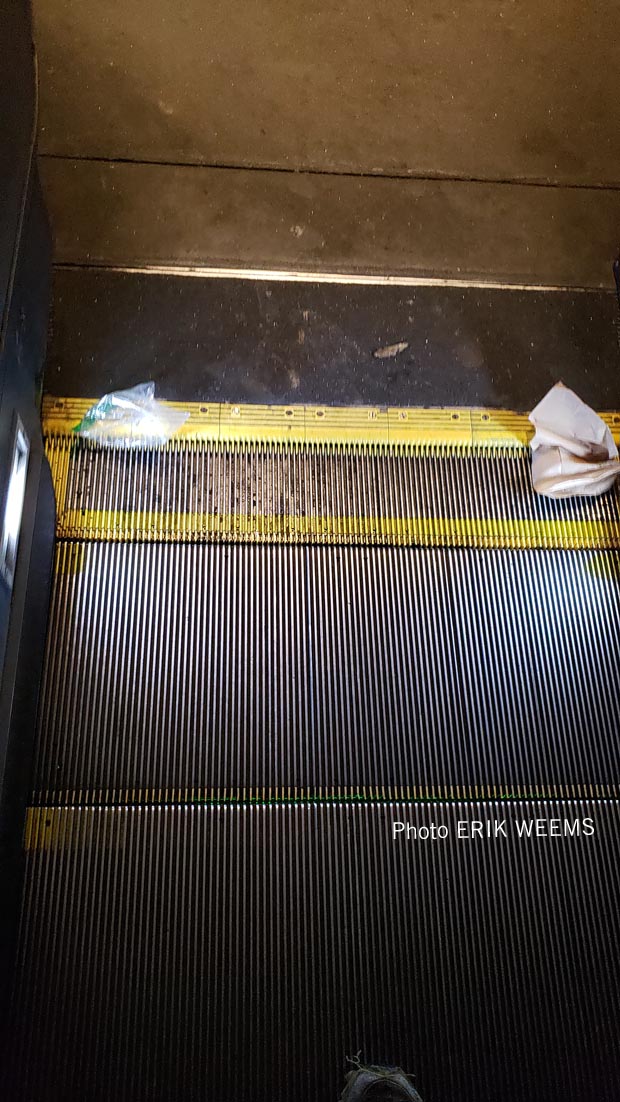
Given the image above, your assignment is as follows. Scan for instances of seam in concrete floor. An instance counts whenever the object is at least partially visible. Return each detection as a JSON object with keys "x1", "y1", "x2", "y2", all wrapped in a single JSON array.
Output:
[{"x1": 38, "y1": 152, "x2": 620, "y2": 194}]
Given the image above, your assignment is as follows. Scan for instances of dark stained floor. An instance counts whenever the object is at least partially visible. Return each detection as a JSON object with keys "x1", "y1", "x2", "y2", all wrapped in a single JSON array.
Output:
[{"x1": 47, "y1": 269, "x2": 620, "y2": 409}]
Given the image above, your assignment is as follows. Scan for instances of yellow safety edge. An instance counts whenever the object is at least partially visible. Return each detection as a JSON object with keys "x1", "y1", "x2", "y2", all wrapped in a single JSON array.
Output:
[
  {"x1": 42, "y1": 397, "x2": 620, "y2": 549},
  {"x1": 43, "y1": 395, "x2": 620, "y2": 449},
  {"x1": 50, "y1": 511, "x2": 620, "y2": 552},
  {"x1": 24, "y1": 780, "x2": 618, "y2": 848}
]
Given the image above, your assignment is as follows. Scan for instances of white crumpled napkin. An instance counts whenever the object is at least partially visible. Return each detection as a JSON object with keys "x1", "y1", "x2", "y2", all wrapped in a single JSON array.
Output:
[{"x1": 529, "y1": 383, "x2": 620, "y2": 499}]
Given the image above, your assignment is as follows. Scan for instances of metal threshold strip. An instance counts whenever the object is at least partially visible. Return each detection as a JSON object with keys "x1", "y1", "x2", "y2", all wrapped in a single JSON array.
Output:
[{"x1": 44, "y1": 397, "x2": 620, "y2": 548}]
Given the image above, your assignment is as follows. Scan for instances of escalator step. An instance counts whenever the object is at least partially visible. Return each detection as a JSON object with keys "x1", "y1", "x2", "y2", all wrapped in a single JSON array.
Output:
[
  {"x1": 33, "y1": 541, "x2": 620, "y2": 803},
  {"x1": 46, "y1": 436, "x2": 620, "y2": 549},
  {"x1": 5, "y1": 801, "x2": 619, "y2": 1102},
  {"x1": 10, "y1": 397, "x2": 618, "y2": 1101}
]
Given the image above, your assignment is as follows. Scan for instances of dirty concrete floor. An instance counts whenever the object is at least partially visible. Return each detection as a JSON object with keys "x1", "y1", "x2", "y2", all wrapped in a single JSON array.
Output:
[
  {"x1": 34, "y1": 1, "x2": 619, "y2": 186},
  {"x1": 33, "y1": 2, "x2": 620, "y2": 279},
  {"x1": 31, "y1": 1, "x2": 620, "y2": 396},
  {"x1": 47, "y1": 269, "x2": 620, "y2": 408}
]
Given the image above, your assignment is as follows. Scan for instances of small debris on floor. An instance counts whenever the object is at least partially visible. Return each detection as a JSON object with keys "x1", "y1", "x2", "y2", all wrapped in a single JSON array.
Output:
[{"x1": 373, "y1": 341, "x2": 409, "y2": 359}]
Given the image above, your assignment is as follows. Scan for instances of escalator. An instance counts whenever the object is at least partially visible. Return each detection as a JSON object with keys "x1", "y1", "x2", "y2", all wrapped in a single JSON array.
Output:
[
  {"x1": 1, "y1": 5, "x2": 619, "y2": 1098},
  {"x1": 2, "y1": 398, "x2": 619, "y2": 1100}
]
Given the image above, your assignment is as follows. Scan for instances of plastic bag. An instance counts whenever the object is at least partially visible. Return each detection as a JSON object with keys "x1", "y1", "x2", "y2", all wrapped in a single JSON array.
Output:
[
  {"x1": 529, "y1": 383, "x2": 620, "y2": 498},
  {"x1": 73, "y1": 383, "x2": 189, "y2": 447}
]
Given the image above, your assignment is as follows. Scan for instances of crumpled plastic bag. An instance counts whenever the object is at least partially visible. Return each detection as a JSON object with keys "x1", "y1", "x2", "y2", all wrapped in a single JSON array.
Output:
[
  {"x1": 73, "y1": 383, "x2": 189, "y2": 447},
  {"x1": 529, "y1": 383, "x2": 620, "y2": 498}
]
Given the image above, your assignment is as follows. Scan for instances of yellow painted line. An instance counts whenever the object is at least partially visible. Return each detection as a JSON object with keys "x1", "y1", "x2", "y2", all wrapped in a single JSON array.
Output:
[
  {"x1": 586, "y1": 553, "x2": 620, "y2": 581},
  {"x1": 45, "y1": 433, "x2": 72, "y2": 516},
  {"x1": 55, "y1": 543, "x2": 86, "y2": 575},
  {"x1": 53, "y1": 509, "x2": 620, "y2": 550},
  {"x1": 42, "y1": 395, "x2": 620, "y2": 449},
  {"x1": 24, "y1": 779, "x2": 620, "y2": 847}
]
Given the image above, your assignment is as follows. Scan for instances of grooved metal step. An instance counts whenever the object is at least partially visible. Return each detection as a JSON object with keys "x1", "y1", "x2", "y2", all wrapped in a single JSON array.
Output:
[
  {"x1": 8, "y1": 399, "x2": 620, "y2": 1101},
  {"x1": 33, "y1": 541, "x2": 620, "y2": 803},
  {"x1": 43, "y1": 399, "x2": 620, "y2": 549},
  {"x1": 47, "y1": 438, "x2": 620, "y2": 549},
  {"x1": 5, "y1": 802, "x2": 619, "y2": 1102}
]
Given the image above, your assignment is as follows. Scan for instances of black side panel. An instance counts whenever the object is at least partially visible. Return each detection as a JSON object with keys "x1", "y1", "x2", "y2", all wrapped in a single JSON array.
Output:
[
  {"x1": 0, "y1": 170, "x2": 53, "y2": 812},
  {"x1": 0, "y1": 462, "x2": 54, "y2": 1026},
  {"x1": 0, "y1": 0, "x2": 55, "y2": 1037}
]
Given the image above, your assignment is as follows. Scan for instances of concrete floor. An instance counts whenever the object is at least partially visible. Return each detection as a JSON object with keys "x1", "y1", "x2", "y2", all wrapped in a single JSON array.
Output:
[
  {"x1": 47, "y1": 270, "x2": 620, "y2": 409},
  {"x1": 32, "y1": 1, "x2": 620, "y2": 287},
  {"x1": 34, "y1": 0, "x2": 620, "y2": 185}
]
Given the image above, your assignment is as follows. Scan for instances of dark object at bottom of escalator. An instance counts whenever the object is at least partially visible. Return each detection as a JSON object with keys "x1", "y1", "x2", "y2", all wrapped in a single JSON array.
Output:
[{"x1": 342, "y1": 1062, "x2": 423, "y2": 1101}]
